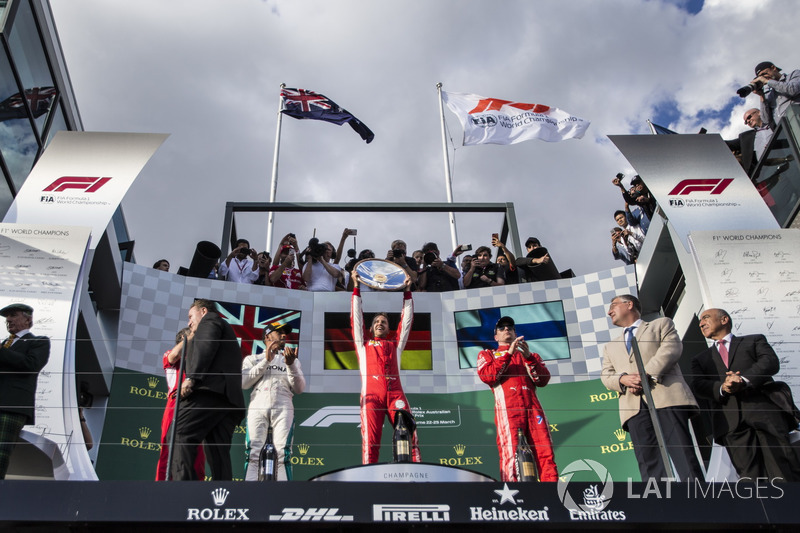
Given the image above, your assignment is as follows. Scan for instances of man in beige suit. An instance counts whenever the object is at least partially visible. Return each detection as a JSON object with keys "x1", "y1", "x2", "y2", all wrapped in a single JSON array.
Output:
[{"x1": 601, "y1": 294, "x2": 703, "y2": 481}]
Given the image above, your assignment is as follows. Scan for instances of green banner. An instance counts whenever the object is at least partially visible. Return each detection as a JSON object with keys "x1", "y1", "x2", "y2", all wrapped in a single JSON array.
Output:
[{"x1": 97, "y1": 368, "x2": 640, "y2": 482}]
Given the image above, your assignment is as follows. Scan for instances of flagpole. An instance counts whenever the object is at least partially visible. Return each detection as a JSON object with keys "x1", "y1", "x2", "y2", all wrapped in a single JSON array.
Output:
[
  {"x1": 266, "y1": 83, "x2": 286, "y2": 255},
  {"x1": 437, "y1": 83, "x2": 459, "y2": 252}
]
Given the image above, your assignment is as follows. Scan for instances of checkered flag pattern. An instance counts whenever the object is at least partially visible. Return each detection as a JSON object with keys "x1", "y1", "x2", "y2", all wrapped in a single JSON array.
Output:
[{"x1": 117, "y1": 263, "x2": 636, "y2": 394}]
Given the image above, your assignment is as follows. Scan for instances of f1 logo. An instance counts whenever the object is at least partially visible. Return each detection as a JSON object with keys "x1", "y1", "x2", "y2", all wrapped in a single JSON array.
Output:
[
  {"x1": 668, "y1": 178, "x2": 733, "y2": 196},
  {"x1": 43, "y1": 176, "x2": 111, "y2": 193}
]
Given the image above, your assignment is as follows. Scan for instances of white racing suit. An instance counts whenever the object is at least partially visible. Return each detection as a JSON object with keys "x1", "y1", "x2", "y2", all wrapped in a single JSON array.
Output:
[{"x1": 242, "y1": 350, "x2": 305, "y2": 480}]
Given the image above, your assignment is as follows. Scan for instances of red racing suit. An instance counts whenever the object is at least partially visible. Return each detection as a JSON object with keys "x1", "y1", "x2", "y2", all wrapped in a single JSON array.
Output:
[
  {"x1": 477, "y1": 345, "x2": 558, "y2": 481},
  {"x1": 156, "y1": 350, "x2": 206, "y2": 481},
  {"x1": 351, "y1": 287, "x2": 421, "y2": 464}
]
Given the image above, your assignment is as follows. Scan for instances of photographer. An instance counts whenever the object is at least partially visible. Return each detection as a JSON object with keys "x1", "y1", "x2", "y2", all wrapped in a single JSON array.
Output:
[
  {"x1": 253, "y1": 252, "x2": 272, "y2": 286},
  {"x1": 611, "y1": 227, "x2": 638, "y2": 265},
  {"x1": 612, "y1": 173, "x2": 654, "y2": 228},
  {"x1": 269, "y1": 245, "x2": 306, "y2": 290},
  {"x1": 743, "y1": 61, "x2": 800, "y2": 130},
  {"x1": 417, "y1": 242, "x2": 460, "y2": 292},
  {"x1": 463, "y1": 246, "x2": 505, "y2": 288},
  {"x1": 303, "y1": 239, "x2": 344, "y2": 292},
  {"x1": 218, "y1": 238, "x2": 259, "y2": 284},
  {"x1": 492, "y1": 236, "x2": 518, "y2": 285},
  {"x1": 385, "y1": 239, "x2": 418, "y2": 287}
]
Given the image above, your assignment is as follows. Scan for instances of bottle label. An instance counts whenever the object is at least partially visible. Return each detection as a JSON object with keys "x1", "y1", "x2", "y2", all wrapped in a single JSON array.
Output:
[
  {"x1": 397, "y1": 440, "x2": 410, "y2": 456},
  {"x1": 522, "y1": 462, "x2": 536, "y2": 478}
]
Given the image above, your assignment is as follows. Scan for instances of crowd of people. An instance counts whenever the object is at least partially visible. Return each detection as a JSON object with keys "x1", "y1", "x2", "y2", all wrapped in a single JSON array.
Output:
[{"x1": 153, "y1": 228, "x2": 566, "y2": 290}]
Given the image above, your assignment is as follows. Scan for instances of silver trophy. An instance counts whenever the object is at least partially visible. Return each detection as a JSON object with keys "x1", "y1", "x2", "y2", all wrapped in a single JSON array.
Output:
[{"x1": 353, "y1": 259, "x2": 409, "y2": 291}]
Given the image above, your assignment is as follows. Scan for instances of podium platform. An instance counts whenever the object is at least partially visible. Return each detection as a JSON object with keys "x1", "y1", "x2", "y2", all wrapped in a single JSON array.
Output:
[{"x1": 310, "y1": 461, "x2": 495, "y2": 482}]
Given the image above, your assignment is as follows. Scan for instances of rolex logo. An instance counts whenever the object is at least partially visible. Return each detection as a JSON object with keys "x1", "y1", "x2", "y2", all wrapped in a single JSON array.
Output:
[
  {"x1": 614, "y1": 428, "x2": 626, "y2": 442},
  {"x1": 297, "y1": 443, "x2": 310, "y2": 456},
  {"x1": 139, "y1": 426, "x2": 152, "y2": 439},
  {"x1": 147, "y1": 376, "x2": 159, "y2": 389},
  {"x1": 454, "y1": 444, "x2": 466, "y2": 456},
  {"x1": 211, "y1": 488, "x2": 230, "y2": 506}
]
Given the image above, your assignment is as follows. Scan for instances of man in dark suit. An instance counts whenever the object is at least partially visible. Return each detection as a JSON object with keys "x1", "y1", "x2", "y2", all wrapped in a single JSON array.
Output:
[
  {"x1": 0, "y1": 303, "x2": 50, "y2": 479},
  {"x1": 691, "y1": 308, "x2": 800, "y2": 481},
  {"x1": 171, "y1": 299, "x2": 245, "y2": 480}
]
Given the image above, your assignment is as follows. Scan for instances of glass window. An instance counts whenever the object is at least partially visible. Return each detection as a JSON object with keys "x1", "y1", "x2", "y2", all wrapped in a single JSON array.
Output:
[
  {"x1": 752, "y1": 124, "x2": 800, "y2": 227},
  {"x1": 7, "y1": 0, "x2": 55, "y2": 136},
  {"x1": 44, "y1": 98, "x2": 67, "y2": 147},
  {"x1": 0, "y1": 176, "x2": 14, "y2": 220},
  {"x1": 0, "y1": 42, "x2": 38, "y2": 192},
  {"x1": 0, "y1": 1, "x2": 9, "y2": 32}
]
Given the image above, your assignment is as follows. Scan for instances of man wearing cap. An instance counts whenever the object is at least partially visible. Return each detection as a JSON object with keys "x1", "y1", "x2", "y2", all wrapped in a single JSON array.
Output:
[
  {"x1": 242, "y1": 322, "x2": 305, "y2": 480},
  {"x1": 601, "y1": 294, "x2": 703, "y2": 482},
  {"x1": 751, "y1": 61, "x2": 800, "y2": 130},
  {"x1": 0, "y1": 303, "x2": 50, "y2": 479},
  {"x1": 477, "y1": 316, "x2": 558, "y2": 482}
]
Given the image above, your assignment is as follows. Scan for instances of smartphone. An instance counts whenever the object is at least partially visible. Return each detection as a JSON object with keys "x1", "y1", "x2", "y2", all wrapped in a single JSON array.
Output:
[
  {"x1": 492, "y1": 233, "x2": 499, "y2": 244},
  {"x1": 459, "y1": 244, "x2": 472, "y2": 252},
  {"x1": 350, "y1": 229, "x2": 358, "y2": 235}
]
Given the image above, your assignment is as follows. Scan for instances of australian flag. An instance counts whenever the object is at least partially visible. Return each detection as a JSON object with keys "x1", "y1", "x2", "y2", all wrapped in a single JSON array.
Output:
[{"x1": 281, "y1": 87, "x2": 374, "y2": 144}]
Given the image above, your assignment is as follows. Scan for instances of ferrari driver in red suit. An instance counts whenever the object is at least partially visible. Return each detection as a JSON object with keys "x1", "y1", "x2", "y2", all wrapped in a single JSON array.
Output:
[
  {"x1": 351, "y1": 274, "x2": 421, "y2": 464},
  {"x1": 477, "y1": 316, "x2": 558, "y2": 481}
]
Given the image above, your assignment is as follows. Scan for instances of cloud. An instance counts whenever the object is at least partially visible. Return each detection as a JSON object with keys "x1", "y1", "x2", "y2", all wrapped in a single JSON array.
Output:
[{"x1": 48, "y1": 0, "x2": 799, "y2": 276}]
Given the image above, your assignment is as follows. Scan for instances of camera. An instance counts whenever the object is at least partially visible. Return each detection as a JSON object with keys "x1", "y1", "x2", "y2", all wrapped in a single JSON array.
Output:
[
  {"x1": 737, "y1": 80, "x2": 763, "y2": 98},
  {"x1": 392, "y1": 248, "x2": 405, "y2": 258},
  {"x1": 423, "y1": 251, "x2": 438, "y2": 265},
  {"x1": 308, "y1": 237, "x2": 327, "y2": 259}
]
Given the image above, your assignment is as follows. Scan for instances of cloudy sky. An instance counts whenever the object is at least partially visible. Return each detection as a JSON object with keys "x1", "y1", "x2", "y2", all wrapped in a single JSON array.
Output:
[{"x1": 49, "y1": 0, "x2": 799, "y2": 277}]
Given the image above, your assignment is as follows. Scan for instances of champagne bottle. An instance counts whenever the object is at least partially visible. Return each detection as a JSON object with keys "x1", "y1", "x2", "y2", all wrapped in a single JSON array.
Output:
[
  {"x1": 393, "y1": 412, "x2": 411, "y2": 463},
  {"x1": 258, "y1": 427, "x2": 277, "y2": 481},
  {"x1": 515, "y1": 428, "x2": 538, "y2": 482}
]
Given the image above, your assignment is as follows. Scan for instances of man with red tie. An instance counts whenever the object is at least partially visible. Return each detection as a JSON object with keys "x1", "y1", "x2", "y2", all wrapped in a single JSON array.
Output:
[{"x1": 692, "y1": 308, "x2": 800, "y2": 481}]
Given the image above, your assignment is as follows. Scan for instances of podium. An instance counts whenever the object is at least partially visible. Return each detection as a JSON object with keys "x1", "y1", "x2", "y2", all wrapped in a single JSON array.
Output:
[{"x1": 310, "y1": 462, "x2": 495, "y2": 482}]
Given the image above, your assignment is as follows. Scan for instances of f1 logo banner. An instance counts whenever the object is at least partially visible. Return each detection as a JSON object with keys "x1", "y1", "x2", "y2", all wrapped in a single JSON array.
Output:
[
  {"x1": 3, "y1": 131, "x2": 168, "y2": 249},
  {"x1": 608, "y1": 134, "x2": 778, "y2": 252}
]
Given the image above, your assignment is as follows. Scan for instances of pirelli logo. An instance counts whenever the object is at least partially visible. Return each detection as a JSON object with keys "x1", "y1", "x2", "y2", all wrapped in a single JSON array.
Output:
[
  {"x1": 373, "y1": 504, "x2": 450, "y2": 522},
  {"x1": 668, "y1": 178, "x2": 732, "y2": 196},
  {"x1": 43, "y1": 176, "x2": 111, "y2": 193}
]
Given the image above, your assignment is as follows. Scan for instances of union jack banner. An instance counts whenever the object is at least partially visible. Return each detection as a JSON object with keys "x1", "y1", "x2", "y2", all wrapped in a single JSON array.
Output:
[
  {"x1": 280, "y1": 87, "x2": 374, "y2": 144},
  {"x1": 214, "y1": 301, "x2": 301, "y2": 358}
]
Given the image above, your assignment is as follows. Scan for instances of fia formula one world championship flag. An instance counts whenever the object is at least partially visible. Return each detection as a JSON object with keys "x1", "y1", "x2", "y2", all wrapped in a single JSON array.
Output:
[{"x1": 442, "y1": 91, "x2": 590, "y2": 145}]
